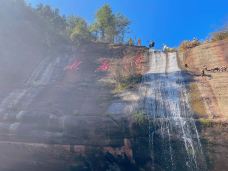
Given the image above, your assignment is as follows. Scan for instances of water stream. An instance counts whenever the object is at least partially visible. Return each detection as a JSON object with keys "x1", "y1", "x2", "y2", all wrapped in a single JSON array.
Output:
[{"x1": 139, "y1": 51, "x2": 206, "y2": 171}]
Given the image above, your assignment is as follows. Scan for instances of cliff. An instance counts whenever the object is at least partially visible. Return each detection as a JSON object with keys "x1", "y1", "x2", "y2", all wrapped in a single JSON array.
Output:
[{"x1": 178, "y1": 39, "x2": 228, "y2": 120}]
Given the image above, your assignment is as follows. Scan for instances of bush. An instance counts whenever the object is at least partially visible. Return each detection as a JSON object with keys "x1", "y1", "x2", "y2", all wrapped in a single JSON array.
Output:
[
  {"x1": 113, "y1": 75, "x2": 142, "y2": 93},
  {"x1": 109, "y1": 54, "x2": 144, "y2": 92},
  {"x1": 179, "y1": 38, "x2": 201, "y2": 51},
  {"x1": 133, "y1": 111, "x2": 146, "y2": 125},
  {"x1": 211, "y1": 29, "x2": 228, "y2": 42},
  {"x1": 164, "y1": 47, "x2": 177, "y2": 53},
  {"x1": 198, "y1": 118, "x2": 212, "y2": 127}
]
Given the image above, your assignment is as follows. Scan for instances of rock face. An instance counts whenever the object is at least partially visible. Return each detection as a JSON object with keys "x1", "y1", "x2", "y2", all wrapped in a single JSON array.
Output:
[
  {"x1": 198, "y1": 122, "x2": 228, "y2": 171},
  {"x1": 178, "y1": 39, "x2": 228, "y2": 171},
  {"x1": 0, "y1": 39, "x2": 227, "y2": 170},
  {"x1": 0, "y1": 43, "x2": 150, "y2": 171},
  {"x1": 0, "y1": 44, "x2": 147, "y2": 145},
  {"x1": 178, "y1": 39, "x2": 228, "y2": 119}
]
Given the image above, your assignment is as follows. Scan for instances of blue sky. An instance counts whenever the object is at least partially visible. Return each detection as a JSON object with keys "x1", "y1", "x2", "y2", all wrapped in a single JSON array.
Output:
[{"x1": 27, "y1": 0, "x2": 227, "y2": 48}]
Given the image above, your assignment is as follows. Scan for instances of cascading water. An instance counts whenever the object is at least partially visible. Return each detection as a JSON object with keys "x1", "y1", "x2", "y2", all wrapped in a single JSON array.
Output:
[
  {"x1": 0, "y1": 56, "x2": 71, "y2": 135},
  {"x1": 140, "y1": 51, "x2": 206, "y2": 171}
]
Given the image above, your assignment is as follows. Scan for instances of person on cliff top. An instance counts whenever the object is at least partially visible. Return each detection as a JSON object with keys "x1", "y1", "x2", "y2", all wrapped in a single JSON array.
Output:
[
  {"x1": 149, "y1": 41, "x2": 155, "y2": 48},
  {"x1": 163, "y1": 44, "x2": 168, "y2": 51},
  {"x1": 129, "y1": 38, "x2": 133, "y2": 46},
  {"x1": 137, "y1": 38, "x2": 142, "y2": 46}
]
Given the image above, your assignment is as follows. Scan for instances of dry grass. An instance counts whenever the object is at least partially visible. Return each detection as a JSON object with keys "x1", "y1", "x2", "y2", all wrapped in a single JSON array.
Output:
[
  {"x1": 179, "y1": 39, "x2": 201, "y2": 51},
  {"x1": 211, "y1": 29, "x2": 228, "y2": 42},
  {"x1": 109, "y1": 54, "x2": 145, "y2": 93}
]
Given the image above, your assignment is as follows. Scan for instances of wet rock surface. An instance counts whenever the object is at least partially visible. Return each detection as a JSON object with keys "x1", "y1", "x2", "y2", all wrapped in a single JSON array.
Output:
[
  {"x1": 138, "y1": 52, "x2": 206, "y2": 171},
  {"x1": 0, "y1": 44, "x2": 227, "y2": 171},
  {"x1": 0, "y1": 45, "x2": 149, "y2": 171}
]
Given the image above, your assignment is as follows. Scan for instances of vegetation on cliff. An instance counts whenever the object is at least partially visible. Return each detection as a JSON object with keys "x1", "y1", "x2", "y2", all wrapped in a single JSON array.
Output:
[
  {"x1": 34, "y1": 2, "x2": 130, "y2": 44},
  {"x1": 179, "y1": 38, "x2": 201, "y2": 51},
  {"x1": 211, "y1": 26, "x2": 228, "y2": 42},
  {"x1": 178, "y1": 26, "x2": 228, "y2": 51},
  {"x1": 0, "y1": 0, "x2": 130, "y2": 55}
]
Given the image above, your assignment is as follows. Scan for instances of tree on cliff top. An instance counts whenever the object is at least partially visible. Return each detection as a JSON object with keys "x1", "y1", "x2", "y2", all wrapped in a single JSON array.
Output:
[
  {"x1": 114, "y1": 13, "x2": 130, "y2": 43},
  {"x1": 36, "y1": 4, "x2": 67, "y2": 34},
  {"x1": 95, "y1": 4, "x2": 115, "y2": 42},
  {"x1": 67, "y1": 16, "x2": 92, "y2": 42},
  {"x1": 92, "y1": 4, "x2": 130, "y2": 43}
]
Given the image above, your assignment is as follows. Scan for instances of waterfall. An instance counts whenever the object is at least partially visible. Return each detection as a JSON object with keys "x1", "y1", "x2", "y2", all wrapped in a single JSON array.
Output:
[{"x1": 140, "y1": 51, "x2": 206, "y2": 171}]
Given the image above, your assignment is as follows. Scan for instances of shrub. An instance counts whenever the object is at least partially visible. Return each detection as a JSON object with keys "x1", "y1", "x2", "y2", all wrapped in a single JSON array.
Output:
[
  {"x1": 179, "y1": 38, "x2": 201, "y2": 51},
  {"x1": 198, "y1": 118, "x2": 212, "y2": 127},
  {"x1": 109, "y1": 54, "x2": 144, "y2": 92},
  {"x1": 113, "y1": 75, "x2": 142, "y2": 93},
  {"x1": 164, "y1": 47, "x2": 177, "y2": 53},
  {"x1": 133, "y1": 111, "x2": 146, "y2": 125},
  {"x1": 211, "y1": 28, "x2": 228, "y2": 42}
]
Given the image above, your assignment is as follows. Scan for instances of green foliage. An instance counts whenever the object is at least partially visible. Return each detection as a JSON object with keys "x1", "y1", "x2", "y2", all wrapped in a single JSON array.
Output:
[
  {"x1": 89, "y1": 23, "x2": 100, "y2": 40},
  {"x1": 34, "y1": 3, "x2": 130, "y2": 44},
  {"x1": 66, "y1": 16, "x2": 79, "y2": 32},
  {"x1": 93, "y1": 4, "x2": 130, "y2": 43},
  {"x1": 96, "y1": 4, "x2": 114, "y2": 29},
  {"x1": 67, "y1": 16, "x2": 92, "y2": 42},
  {"x1": 95, "y1": 4, "x2": 115, "y2": 42},
  {"x1": 198, "y1": 118, "x2": 212, "y2": 127},
  {"x1": 0, "y1": 0, "x2": 131, "y2": 49},
  {"x1": 114, "y1": 13, "x2": 130, "y2": 43},
  {"x1": 113, "y1": 75, "x2": 142, "y2": 93},
  {"x1": 133, "y1": 111, "x2": 147, "y2": 125},
  {"x1": 36, "y1": 4, "x2": 66, "y2": 33},
  {"x1": 114, "y1": 83, "x2": 128, "y2": 93}
]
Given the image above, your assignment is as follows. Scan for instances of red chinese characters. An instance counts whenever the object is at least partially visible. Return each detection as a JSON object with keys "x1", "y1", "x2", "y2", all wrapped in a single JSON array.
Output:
[
  {"x1": 134, "y1": 54, "x2": 143, "y2": 66},
  {"x1": 65, "y1": 59, "x2": 82, "y2": 71},
  {"x1": 96, "y1": 59, "x2": 110, "y2": 72}
]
